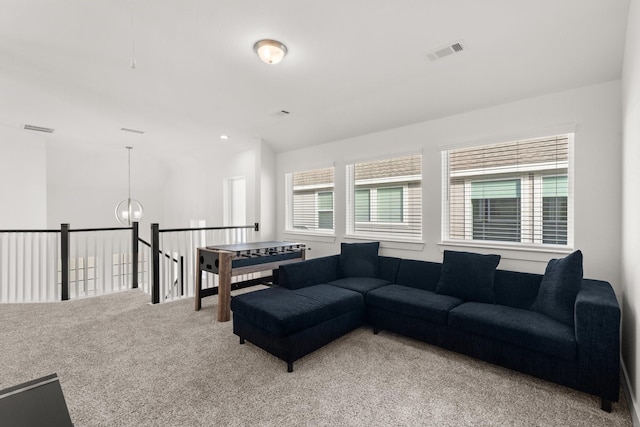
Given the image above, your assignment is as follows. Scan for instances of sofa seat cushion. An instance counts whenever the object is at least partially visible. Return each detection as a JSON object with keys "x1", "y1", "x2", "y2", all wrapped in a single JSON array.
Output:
[
  {"x1": 230, "y1": 285, "x2": 364, "y2": 337},
  {"x1": 327, "y1": 277, "x2": 390, "y2": 295},
  {"x1": 449, "y1": 302, "x2": 577, "y2": 360},
  {"x1": 367, "y1": 284, "x2": 464, "y2": 325}
]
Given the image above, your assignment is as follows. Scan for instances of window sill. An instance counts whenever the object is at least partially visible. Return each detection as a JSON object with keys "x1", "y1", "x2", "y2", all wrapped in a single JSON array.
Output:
[
  {"x1": 438, "y1": 240, "x2": 573, "y2": 262},
  {"x1": 344, "y1": 235, "x2": 425, "y2": 252},
  {"x1": 283, "y1": 231, "x2": 337, "y2": 244}
]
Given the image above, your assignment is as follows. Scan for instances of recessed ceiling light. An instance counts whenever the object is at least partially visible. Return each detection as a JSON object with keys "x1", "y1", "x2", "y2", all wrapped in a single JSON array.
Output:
[{"x1": 220, "y1": 135, "x2": 230, "y2": 140}]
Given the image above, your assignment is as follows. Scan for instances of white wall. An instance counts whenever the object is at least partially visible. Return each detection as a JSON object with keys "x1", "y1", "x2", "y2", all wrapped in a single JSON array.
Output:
[
  {"x1": 46, "y1": 141, "x2": 167, "y2": 237},
  {"x1": 0, "y1": 125, "x2": 48, "y2": 228},
  {"x1": 277, "y1": 81, "x2": 622, "y2": 289},
  {"x1": 0, "y1": 123, "x2": 271, "y2": 239},
  {"x1": 161, "y1": 139, "x2": 265, "y2": 231},
  {"x1": 259, "y1": 140, "x2": 277, "y2": 241},
  {"x1": 622, "y1": 0, "x2": 640, "y2": 423}
]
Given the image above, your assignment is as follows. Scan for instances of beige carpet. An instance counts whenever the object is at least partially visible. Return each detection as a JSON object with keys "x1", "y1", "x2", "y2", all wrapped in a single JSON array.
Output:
[{"x1": 0, "y1": 288, "x2": 632, "y2": 426}]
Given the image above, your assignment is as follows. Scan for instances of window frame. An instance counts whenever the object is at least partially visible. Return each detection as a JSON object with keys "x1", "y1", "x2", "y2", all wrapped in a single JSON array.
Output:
[
  {"x1": 346, "y1": 153, "x2": 422, "y2": 242},
  {"x1": 441, "y1": 134, "x2": 574, "y2": 251},
  {"x1": 285, "y1": 167, "x2": 335, "y2": 236}
]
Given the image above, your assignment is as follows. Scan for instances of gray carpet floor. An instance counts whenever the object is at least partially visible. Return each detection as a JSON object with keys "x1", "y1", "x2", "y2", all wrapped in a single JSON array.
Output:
[{"x1": 0, "y1": 288, "x2": 632, "y2": 426}]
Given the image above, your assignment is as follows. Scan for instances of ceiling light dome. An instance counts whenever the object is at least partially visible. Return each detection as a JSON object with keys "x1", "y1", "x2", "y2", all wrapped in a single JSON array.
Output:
[{"x1": 254, "y1": 39, "x2": 288, "y2": 65}]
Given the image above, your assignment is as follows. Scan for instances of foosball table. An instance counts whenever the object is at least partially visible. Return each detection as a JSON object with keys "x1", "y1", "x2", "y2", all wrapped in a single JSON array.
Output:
[{"x1": 195, "y1": 241, "x2": 306, "y2": 321}]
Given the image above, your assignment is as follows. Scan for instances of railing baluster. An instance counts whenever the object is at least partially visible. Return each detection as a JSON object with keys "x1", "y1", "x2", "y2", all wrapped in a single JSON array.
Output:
[
  {"x1": 93, "y1": 233, "x2": 98, "y2": 296},
  {"x1": 118, "y1": 232, "x2": 123, "y2": 291},
  {"x1": 115, "y1": 231, "x2": 120, "y2": 292},
  {"x1": 0, "y1": 234, "x2": 3, "y2": 302},
  {"x1": 0, "y1": 233, "x2": 5, "y2": 302},
  {"x1": 112, "y1": 233, "x2": 116, "y2": 292},
  {"x1": 36, "y1": 233, "x2": 41, "y2": 301},
  {"x1": 165, "y1": 234, "x2": 171, "y2": 300},
  {"x1": 132, "y1": 222, "x2": 139, "y2": 289},
  {"x1": 120, "y1": 234, "x2": 124, "y2": 290},
  {"x1": 73, "y1": 230, "x2": 79, "y2": 298},
  {"x1": 20, "y1": 232, "x2": 25, "y2": 302},
  {"x1": 84, "y1": 232, "x2": 89, "y2": 296},
  {"x1": 179, "y1": 232, "x2": 186, "y2": 297},
  {"x1": 163, "y1": 233, "x2": 168, "y2": 300},
  {"x1": 11, "y1": 233, "x2": 16, "y2": 302},
  {"x1": 53, "y1": 232, "x2": 59, "y2": 300}
]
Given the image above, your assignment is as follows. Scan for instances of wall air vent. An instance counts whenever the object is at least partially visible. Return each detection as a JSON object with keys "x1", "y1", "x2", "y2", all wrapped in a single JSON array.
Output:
[
  {"x1": 425, "y1": 40, "x2": 466, "y2": 62},
  {"x1": 120, "y1": 127, "x2": 145, "y2": 134},
  {"x1": 23, "y1": 124, "x2": 55, "y2": 133}
]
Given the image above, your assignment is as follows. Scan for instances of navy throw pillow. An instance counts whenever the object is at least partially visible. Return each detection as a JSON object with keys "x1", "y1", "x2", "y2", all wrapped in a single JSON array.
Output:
[
  {"x1": 532, "y1": 250, "x2": 583, "y2": 326},
  {"x1": 339, "y1": 242, "x2": 380, "y2": 278},
  {"x1": 435, "y1": 250, "x2": 501, "y2": 303}
]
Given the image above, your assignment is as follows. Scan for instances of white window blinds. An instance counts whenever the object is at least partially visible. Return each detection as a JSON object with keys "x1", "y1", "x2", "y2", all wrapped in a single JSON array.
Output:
[
  {"x1": 442, "y1": 134, "x2": 572, "y2": 247},
  {"x1": 347, "y1": 154, "x2": 422, "y2": 241},
  {"x1": 285, "y1": 166, "x2": 335, "y2": 234}
]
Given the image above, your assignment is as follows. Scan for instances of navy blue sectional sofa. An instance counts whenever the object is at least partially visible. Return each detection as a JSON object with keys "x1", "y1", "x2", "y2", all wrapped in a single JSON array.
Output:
[{"x1": 230, "y1": 243, "x2": 621, "y2": 411}]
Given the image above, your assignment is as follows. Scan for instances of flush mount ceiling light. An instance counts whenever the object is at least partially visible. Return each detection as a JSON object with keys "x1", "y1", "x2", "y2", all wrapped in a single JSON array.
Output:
[{"x1": 254, "y1": 39, "x2": 288, "y2": 64}]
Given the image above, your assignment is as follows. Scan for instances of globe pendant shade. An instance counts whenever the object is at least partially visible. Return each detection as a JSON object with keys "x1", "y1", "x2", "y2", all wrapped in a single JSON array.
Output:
[{"x1": 115, "y1": 198, "x2": 144, "y2": 225}]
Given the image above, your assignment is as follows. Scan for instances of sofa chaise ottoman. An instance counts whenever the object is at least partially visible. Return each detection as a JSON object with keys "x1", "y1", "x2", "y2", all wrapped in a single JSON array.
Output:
[{"x1": 230, "y1": 284, "x2": 365, "y2": 372}]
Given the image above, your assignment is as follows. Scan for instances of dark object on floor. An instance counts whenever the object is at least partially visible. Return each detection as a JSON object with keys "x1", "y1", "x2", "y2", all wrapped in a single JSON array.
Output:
[{"x1": 0, "y1": 373, "x2": 73, "y2": 426}]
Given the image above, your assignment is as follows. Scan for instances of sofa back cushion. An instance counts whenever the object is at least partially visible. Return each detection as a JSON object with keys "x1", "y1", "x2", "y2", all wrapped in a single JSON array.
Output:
[
  {"x1": 395, "y1": 259, "x2": 442, "y2": 291},
  {"x1": 379, "y1": 256, "x2": 401, "y2": 283},
  {"x1": 493, "y1": 270, "x2": 543, "y2": 310},
  {"x1": 278, "y1": 255, "x2": 339, "y2": 290},
  {"x1": 531, "y1": 250, "x2": 583, "y2": 326},
  {"x1": 339, "y1": 242, "x2": 380, "y2": 278},
  {"x1": 435, "y1": 250, "x2": 500, "y2": 303}
]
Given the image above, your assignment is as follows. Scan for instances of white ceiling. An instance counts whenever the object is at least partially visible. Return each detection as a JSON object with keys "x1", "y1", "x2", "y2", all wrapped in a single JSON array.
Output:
[{"x1": 0, "y1": 0, "x2": 630, "y2": 156}]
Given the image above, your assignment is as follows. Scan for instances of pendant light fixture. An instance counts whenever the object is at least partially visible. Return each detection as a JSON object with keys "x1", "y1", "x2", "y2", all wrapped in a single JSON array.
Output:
[
  {"x1": 115, "y1": 146, "x2": 144, "y2": 225},
  {"x1": 254, "y1": 39, "x2": 288, "y2": 64}
]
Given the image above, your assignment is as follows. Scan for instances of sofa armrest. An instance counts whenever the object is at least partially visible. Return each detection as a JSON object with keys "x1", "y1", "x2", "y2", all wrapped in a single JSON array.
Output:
[
  {"x1": 574, "y1": 279, "x2": 620, "y2": 402},
  {"x1": 277, "y1": 255, "x2": 340, "y2": 290}
]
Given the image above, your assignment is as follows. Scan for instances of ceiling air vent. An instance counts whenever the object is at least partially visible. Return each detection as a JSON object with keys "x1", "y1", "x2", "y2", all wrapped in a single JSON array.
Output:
[
  {"x1": 425, "y1": 40, "x2": 466, "y2": 62},
  {"x1": 23, "y1": 124, "x2": 55, "y2": 133},
  {"x1": 120, "y1": 127, "x2": 145, "y2": 134}
]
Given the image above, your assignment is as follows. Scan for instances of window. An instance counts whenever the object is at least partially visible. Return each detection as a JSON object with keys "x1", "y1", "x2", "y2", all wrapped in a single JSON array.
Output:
[
  {"x1": 355, "y1": 189, "x2": 371, "y2": 222},
  {"x1": 377, "y1": 187, "x2": 404, "y2": 222},
  {"x1": 285, "y1": 167, "x2": 335, "y2": 234},
  {"x1": 542, "y1": 175, "x2": 568, "y2": 245},
  {"x1": 317, "y1": 191, "x2": 334, "y2": 230},
  {"x1": 347, "y1": 154, "x2": 422, "y2": 240},
  {"x1": 442, "y1": 134, "x2": 572, "y2": 247},
  {"x1": 471, "y1": 179, "x2": 521, "y2": 242}
]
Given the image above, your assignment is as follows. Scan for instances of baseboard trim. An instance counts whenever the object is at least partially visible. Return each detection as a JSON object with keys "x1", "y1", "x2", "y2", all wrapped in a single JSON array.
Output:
[{"x1": 622, "y1": 356, "x2": 640, "y2": 427}]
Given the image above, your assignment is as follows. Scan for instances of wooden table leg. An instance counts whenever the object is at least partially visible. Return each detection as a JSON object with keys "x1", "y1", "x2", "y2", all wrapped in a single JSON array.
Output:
[{"x1": 217, "y1": 251, "x2": 232, "y2": 322}]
